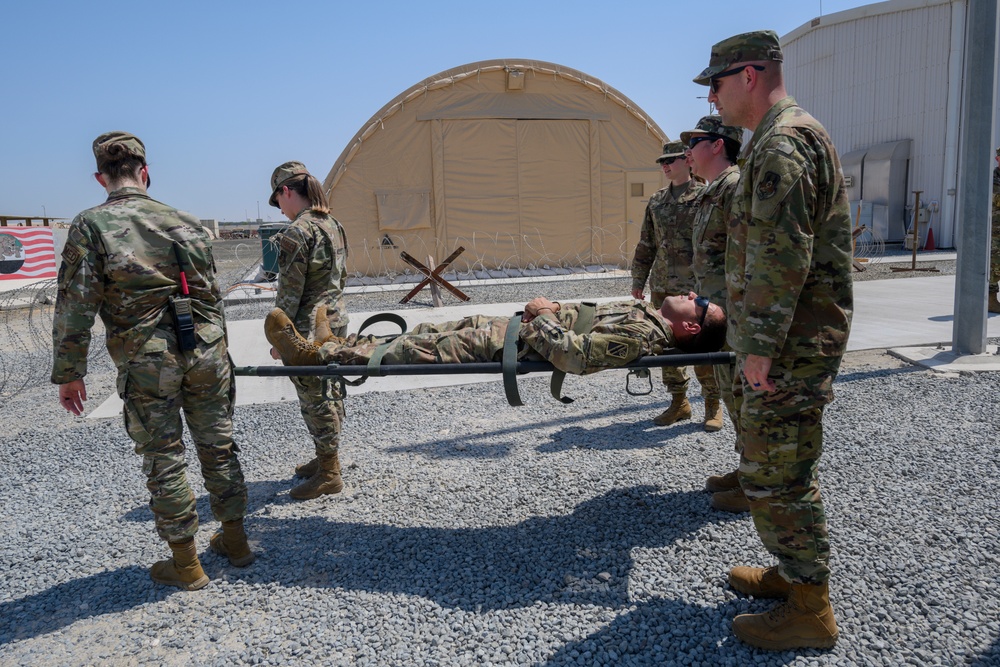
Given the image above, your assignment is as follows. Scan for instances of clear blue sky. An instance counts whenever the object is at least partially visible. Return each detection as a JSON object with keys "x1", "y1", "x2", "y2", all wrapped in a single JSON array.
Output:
[{"x1": 2, "y1": 0, "x2": 871, "y2": 222}]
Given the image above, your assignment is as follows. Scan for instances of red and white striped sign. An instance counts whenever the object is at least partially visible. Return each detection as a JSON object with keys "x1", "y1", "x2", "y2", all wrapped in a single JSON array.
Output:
[{"x1": 0, "y1": 227, "x2": 57, "y2": 280}]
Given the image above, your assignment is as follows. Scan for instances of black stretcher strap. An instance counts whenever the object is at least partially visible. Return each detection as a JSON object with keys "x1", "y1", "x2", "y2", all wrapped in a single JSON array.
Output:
[
  {"x1": 549, "y1": 302, "x2": 595, "y2": 404},
  {"x1": 354, "y1": 312, "x2": 409, "y2": 379},
  {"x1": 501, "y1": 313, "x2": 524, "y2": 407}
]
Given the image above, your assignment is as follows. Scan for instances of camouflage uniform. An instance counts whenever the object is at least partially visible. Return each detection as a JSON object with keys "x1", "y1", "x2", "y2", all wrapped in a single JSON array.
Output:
[
  {"x1": 727, "y1": 96, "x2": 854, "y2": 585},
  {"x1": 51, "y1": 186, "x2": 248, "y2": 543},
  {"x1": 683, "y1": 115, "x2": 745, "y2": 440},
  {"x1": 318, "y1": 300, "x2": 676, "y2": 375},
  {"x1": 990, "y1": 151, "x2": 1000, "y2": 299},
  {"x1": 631, "y1": 149, "x2": 716, "y2": 399},
  {"x1": 274, "y1": 206, "x2": 350, "y2": 460},
  {"x1": 693, "y1": 164, "x2": 743, "y2": 439}
]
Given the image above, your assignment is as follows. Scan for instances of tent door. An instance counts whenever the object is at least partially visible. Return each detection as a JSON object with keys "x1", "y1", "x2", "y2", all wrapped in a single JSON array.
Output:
[{"x1": 624, "y1": 170, "x2": 663, "y2": 261}]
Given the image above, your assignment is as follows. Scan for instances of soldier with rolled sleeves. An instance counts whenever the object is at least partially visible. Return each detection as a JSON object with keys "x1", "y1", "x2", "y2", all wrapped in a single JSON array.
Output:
[
  {"x1": 681, "y1": 115, "x2": 748, "y2": 514},
  {"x1": 695, "y1": 30, "x2": 853, "y2": 650},
  {"x1": 630, "y1": 141, "x2": 721, "y2": 431},
  {"x1": 267, "y1": 161, "x2": 350, "y2": 500},
  {"x1": 989, "y1": 147, "x2": 1000, "y2": 313},
  {"x1": 52, "y1": 132, "x2": 253, "y2": 591}
]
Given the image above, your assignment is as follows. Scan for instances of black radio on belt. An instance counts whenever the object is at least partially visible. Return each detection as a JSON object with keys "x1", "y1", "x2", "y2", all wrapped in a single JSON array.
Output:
[{"x1": 171, "y1": 242, "x2": 198, "y2": 351}]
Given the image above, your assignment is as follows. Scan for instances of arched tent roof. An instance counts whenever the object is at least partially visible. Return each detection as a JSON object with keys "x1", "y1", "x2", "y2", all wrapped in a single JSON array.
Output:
[{"x1": 322, "y1": 59, "x2": 669, "y2": 278}]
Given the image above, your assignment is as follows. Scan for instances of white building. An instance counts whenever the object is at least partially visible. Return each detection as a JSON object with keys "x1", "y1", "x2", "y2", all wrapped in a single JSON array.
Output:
[{"x1": 781, "y1": 0, "x2": 999, "y2": 249}]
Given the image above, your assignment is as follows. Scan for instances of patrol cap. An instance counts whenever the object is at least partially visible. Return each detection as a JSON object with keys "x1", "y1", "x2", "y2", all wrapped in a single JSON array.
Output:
[
  {"x1": 693, "y1": 30, "x2": 783, "y2": 86},
  {"x1": 656, "y1": 141, "x2": 687, "y2": 163},
  {"x1": 679, "y1": 115, "x2": 743, "y2": 146},
  {"x1": 93, "y1": 131, "x2": 146, "y2": 171},
  {"x1": 269, "y1": 161, "x2": 311, "y2": 207}
]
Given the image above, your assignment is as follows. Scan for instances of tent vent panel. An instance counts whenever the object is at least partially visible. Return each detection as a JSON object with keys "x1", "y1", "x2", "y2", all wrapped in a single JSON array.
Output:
[
  {"x1": 631, "y1": 183, "x2": 645, "y2": 197},
  {"x1": 506, "y1": 69, "x2": 525, "y2": 91},
  {"x1": 375, "y1": 191, "x2": 432, "y2": 231}
]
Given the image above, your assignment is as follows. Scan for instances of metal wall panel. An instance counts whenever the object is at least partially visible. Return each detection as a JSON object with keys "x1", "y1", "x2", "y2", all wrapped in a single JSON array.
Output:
[{"x1": 782, "y1": 0, "x2": 955, "y2": 246}]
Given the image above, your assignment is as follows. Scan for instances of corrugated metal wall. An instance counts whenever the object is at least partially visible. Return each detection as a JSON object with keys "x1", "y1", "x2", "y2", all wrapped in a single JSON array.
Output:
[{"x1": 782, "y1": 0, "x2": 956, "y2": 246}]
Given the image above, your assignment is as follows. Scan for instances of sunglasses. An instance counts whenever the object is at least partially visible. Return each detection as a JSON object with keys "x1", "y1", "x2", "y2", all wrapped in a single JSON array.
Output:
[
  {"x1": 660, "y1": 155, "x2": 686, "y2": 165},
  {"x1": 687, "y1": 136, "x2": 718, "y2": 150},
  {"x1": 695, "y1": 295, "x2": 710, "y2": 330},
  {"x1": 709, "y1": 64, "x2": 766, "y2": 93}
]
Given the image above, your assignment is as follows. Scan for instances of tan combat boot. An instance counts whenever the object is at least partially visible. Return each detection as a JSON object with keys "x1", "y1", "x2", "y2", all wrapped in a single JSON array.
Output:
[
  {"x1": 703, "y1": 398, "x2": 723, "y2": 432},
  {"x1": 210, "y1": 519, "x2": 255, "y2": 567},
  {"x1": 312, "y1": 304, "x2": 348, "y2": 345},
  {"x1": 989, "y1": 291, "x2": 1000, "y2": 314},
  {"x1": 705, "y1": 469, "x2": 741, "y2": 493},
  {"x1": 653, "y1": 393, "x2": 692, "y2": 426},
  {"x1": 265, "y1": 308, "x2": 324, "y2": 366},
  {"x1": 732, "y1": 582, "x2": 839, "y2": 650},
  {"x1": 711, "y1": 486, "x2": 750, "y2": 513},
  {"x1": 149, "y1": 537, "x2": 210, "y2": 591},
  {"x1": 295, "y1": 457, "x2": 320, "y2": 478},
  {"x1": 729, "y1": 565, "x2": 792, "y2": 599},
  {"x1": 290, "y1": 452, "x2": 344, "y2": 500}
]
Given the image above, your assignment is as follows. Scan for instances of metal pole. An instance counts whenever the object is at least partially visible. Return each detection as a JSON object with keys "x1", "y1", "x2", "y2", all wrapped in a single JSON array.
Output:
[
  {"x1": 910, "y1": 191, "x2": 921, "y2": 268},
  {"x1": 233, "y1": 352, "x2": 737, "y2": 378},
  {"x1": 952, "y1": 0, "x2": 998, "y2": 355}
]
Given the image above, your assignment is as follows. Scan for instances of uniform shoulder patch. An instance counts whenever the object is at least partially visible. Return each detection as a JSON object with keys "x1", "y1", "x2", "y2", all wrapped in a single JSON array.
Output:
[
  {"x1": 756, "y1": 171, "x2": 781, "y2": 200},
  {"x1": 606, "y1": 340, "x2": 631, "y2": 360},
  {"x1": 62, "y1": 244, "x2": 82, "y2": 265},
  {"x1": 279, "y1": 233, "x2": 302, "y2": 256}
]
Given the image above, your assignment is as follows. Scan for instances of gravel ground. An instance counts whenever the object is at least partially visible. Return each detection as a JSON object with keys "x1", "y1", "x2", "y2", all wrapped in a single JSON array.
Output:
[{"x1": 2, "y1": 246, "x2": 997, "y2": 666}]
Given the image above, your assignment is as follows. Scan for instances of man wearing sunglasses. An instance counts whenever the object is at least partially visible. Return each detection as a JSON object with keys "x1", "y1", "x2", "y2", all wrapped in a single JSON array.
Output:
[
  {"x1": 630, "y1": 141, "x2": 719, "y2": 431},
  {"x1": 680, "y1": 115, "x2": 747, "y2": 515},
  {"x1": 265, "y1": 293, "x2": 726, "y2": 377},
  {"x1": 694, "y1": 30, "x2": 854, "y2": 650}
]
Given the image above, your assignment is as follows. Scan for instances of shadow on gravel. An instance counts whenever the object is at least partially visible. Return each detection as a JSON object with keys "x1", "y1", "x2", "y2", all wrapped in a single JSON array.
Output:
[
  {"x1": 537, "y1": 419, "x2": 705, "y2": 453},
  {"x1": 834, "y1": 365, "x2": 922, "y2": 385},
  {"x1": 970, "y1": 637, "x2": 1000, "y2": 667},
  {"x1": 381, "y1": 398, "x2": 716, "y2": 459},
  {"x1": 0, "y1": 565, "x2": 172, "y2": 646},
  {"x1": 227, "y1": 485, "x2": 740, "y2": 613},
  {"x1": 538, "y1": 595, "x2": 816, "y2": 666}
]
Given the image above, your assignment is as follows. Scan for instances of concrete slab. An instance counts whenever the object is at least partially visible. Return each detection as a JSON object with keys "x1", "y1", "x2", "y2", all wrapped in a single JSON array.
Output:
[
  {"x1": 87, "y1": 272, "x2": 1000, "y2": 418},
  {"x1": 888, "y1": 344, "x2": 1000, "y2": 373}
]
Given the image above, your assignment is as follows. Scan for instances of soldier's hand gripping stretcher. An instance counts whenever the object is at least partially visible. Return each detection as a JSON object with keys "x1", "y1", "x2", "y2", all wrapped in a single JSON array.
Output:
[{"x1": 238, "y1": 294, "x2": 733, "y2": 407}]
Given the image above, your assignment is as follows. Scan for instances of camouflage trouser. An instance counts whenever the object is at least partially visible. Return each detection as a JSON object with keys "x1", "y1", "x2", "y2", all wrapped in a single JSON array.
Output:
[
  {"x1": 651, "y1": 291, "x2": 719, "y2": 398},
  {"x1": 290, "y1": 324, "x2": 348, "y2": 458},
  {"x1": 713, "y1": 351, "x2": 741, "y2": 453},
  {"x1": 323, "y1": 315, "x2": 509, "y2": 366},
  {"x1": 733, "y1": 354, "x2": 842, "y2": 585},
  {"x1": 119, "y1": 325, "x2": 248, "y2": 543}
]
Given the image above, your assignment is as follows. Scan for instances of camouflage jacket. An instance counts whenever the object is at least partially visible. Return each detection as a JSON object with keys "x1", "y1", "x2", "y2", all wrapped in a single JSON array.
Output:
[
  {"x1": 51, "y1": 187, "x2": 226, "y2": 383},
  {"x1": 275, "y1": 208, "x2": 349, "y2": 335},
  {"x1": 993, "y1": 167, "x2": 1000, "y2": 219},
  {"x1": 726, "y1": 97, "x2": 854, "y2": 358},
  {"x1": 520, "y1": 300, "x2": 675, "y2": 375},
  {"x1": 692, "y1": 164, "x2": 740, "y2": 305},
  {"x1": 631, "y1": 180, "x2": 704, "y2": 295}
]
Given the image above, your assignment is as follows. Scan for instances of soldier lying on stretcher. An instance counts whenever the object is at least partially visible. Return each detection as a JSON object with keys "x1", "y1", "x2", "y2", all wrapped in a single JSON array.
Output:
[{"x1": 265, "y1": 293, "x2": 726, "y2": 376}]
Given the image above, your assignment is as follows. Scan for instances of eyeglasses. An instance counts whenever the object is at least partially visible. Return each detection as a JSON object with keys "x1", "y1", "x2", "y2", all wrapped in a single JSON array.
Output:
[
  {"x1": 687, "y1": 136, "x2": 717, "y2": 150},
  {"x1": 695, "y1": 295, "x2": 710, "y2": 330},
  {"x1": 709, "y1": 64, "x2": 766, "y2": 93},
  {"x1": 660, "y1": 155, "x2": 686, "y2": 165}
]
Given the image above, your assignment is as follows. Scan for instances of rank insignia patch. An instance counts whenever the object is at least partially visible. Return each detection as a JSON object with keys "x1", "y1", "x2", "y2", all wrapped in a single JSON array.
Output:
[{"x1": 757, "y1": 171, "x2": 781, "y2": 200}]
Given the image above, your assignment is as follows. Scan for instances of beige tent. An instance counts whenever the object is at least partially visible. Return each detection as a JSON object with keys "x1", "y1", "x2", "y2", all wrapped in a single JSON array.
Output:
[{"x1": 322, "y1": 59, "x2": 668, "y2": 278}]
